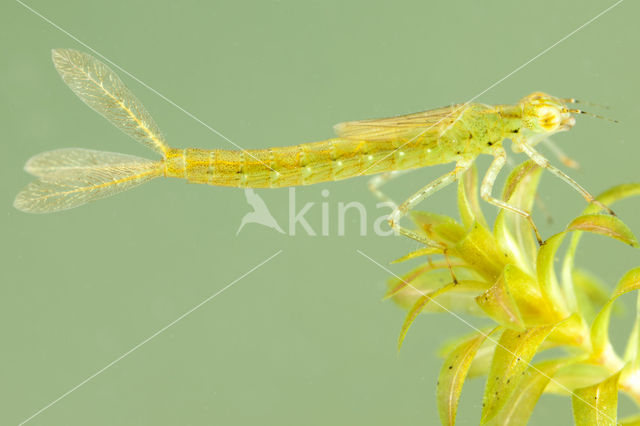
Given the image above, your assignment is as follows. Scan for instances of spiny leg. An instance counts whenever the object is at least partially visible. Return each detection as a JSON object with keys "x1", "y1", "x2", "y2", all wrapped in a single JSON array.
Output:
[
  {"x1": 481, "y1": 148, "x2": 544, "y2": 245},
  {"x1": 518, "y1": 142, "x2": 615, "y2": 215},
  {"x1": 388, "y1": 160, "x2": 473, "y2": 247}
]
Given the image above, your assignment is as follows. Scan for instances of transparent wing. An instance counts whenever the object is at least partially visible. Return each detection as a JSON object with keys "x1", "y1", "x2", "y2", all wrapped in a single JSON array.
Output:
[
  {"x1": 14, "y1": 149, "x2": 161, "y2": 213},
  {"x1": 24, "y1": 148, "x2": 157, "y2": 177},
  {"x1": 52, "y1": 49, "x2": 169, "y2": 155},
  {"x1": 333, "y1": 104, "x2": 466, "y2": 142}
]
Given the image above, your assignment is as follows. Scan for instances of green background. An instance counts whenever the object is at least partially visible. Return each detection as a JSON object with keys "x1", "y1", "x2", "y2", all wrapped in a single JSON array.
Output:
[{"x1": 2, "y1": 0, "x2": 640, "y2": 424}]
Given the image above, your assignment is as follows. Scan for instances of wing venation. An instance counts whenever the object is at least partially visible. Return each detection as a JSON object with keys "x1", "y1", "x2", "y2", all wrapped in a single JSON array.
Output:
[
  {"x1": 15, "y1": 148, "x2": 161, "y2": 213},
  {"x1": 333, "y1": 105, "x2": 466, "y2": 142},
  {"x1": 52, "y1": 49, "x2": 169, "y2": 155}
]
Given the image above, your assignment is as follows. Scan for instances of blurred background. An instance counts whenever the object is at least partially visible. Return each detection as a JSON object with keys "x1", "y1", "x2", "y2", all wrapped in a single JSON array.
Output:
[{"x1": 2, "y1": 0, "x2": 639, "y2": 424}]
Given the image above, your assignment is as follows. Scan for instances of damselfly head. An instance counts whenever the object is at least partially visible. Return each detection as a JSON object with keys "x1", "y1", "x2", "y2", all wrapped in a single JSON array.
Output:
[{"x1": 519, "y1": 92, "x2": 576, "y2": 134}]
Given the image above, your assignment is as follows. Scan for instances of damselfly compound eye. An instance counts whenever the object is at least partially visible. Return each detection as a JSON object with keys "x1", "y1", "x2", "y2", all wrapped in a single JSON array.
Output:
[{"x1": 537, "y1": 106, "x2": 561, "y2": 131}]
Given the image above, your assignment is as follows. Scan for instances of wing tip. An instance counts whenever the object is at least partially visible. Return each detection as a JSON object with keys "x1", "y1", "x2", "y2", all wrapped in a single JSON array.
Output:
[
  {"x1": 51, "y1": 48, "x2": 67, "y2": 61},
  {"x1": 333, "y1": 121, "x2": 347, "y2": 136},
  {"x1": 51, "y1": 48, "x2": 71, "y2": 72},
  {"x1": 13, "y1": 182, "x2": 83, "y2": 214},
  {"x1": 13, "y1": 189, "x2": 42, "y2": 214},
  {"x1": 51, "y1": 48, "x2": 86, "y2": 73},
  {"x1": 23, "y1": 154, "x2": 41, "y2": 176}
]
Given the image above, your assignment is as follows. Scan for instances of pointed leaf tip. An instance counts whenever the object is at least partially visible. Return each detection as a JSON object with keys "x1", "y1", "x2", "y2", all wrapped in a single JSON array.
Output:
[
  {"x1": 567, "y1": 214, "x2": 638, "y2": 247},
  {"x1": 437, "y1": 328, "x2": 500, "y2": 426}
]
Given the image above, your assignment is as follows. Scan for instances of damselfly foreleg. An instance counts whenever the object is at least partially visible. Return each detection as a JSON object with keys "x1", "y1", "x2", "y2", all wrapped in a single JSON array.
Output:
[{"x1": 518, "y1": 142, "x2": 615, "y2": 215}]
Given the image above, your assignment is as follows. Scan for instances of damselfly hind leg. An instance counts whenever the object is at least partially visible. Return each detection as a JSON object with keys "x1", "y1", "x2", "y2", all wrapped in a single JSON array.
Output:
[
  {"x1": 376, "y1": 165, "x2": 471, "y2": 285},
  {"x1": 367, "y1": 170, "x2": 408, "y2": 207},
  {"x1": 387, "y1": 160, "x2": 473, "y2": 247}
]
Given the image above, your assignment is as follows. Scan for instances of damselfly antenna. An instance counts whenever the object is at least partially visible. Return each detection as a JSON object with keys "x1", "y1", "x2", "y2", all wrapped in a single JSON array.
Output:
[
  {"x1": 567, "y1": 108, "x2": 619, "y2": 123},
  {"x1": 562, "y1": 98, "x2": 610, "y2": 110}
]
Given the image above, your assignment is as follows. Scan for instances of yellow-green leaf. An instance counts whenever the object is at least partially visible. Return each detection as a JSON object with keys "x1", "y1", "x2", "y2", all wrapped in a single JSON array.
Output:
[
  {"x1": 386, "y1": 267, "x2": 480, "y2": 311},
  {"x1": 567, "y1": 214, "x2": 638, "y2": 247},
  {"x1": 437, "y1": 327, "x2": 501, "y2": 426},
  {"x1": 398, "y1": 280, "x2": 487, "y2": 350},
  {"x1": 501, "y1": 264, "x2": 562, "y2": 326},
  {"x1": 500, "y1": 160, "x2": 541, "y2": 205},
  {"x1": 592, "y1": 268, "x2": 640, "y2": 359},
  {"x1": 410, "y1": 210, "x2": 466, "y2": 244},
  {"x1": 584, "y1": 183, "x2": 640, "y2": 214},
  {"x1": 612, "y1": 267, "x2": 640, "y2": 298},
  {"x1": 486, "y1": 359, "x2": 565, "y2": 426},
  {"x1": 536, "y1": 232, "x2": 570, "y2": 317},
  {"x1": 385, "y1": 261, "x2": 453, "y2": 300},
  {"x1": 563, "y1": 184, "x2": 640, "y2": 313},
  {"x1": 467, "y1": 341, "x2": 498, "y2": 378},
  {"x1": 547, "y1": 313, "x2": 589, "y2": 348},
  {"x1": 481, "y1": 324, "x2": 556, "y2": 423},
  {"x1": 572, "y1": 370, "x2": 621, "y2": 426},
  {"x1": 494, "y1": 160, "x2": 542, "y2": 274},
  {"x1": 458, "y1": 165, "x2": 487, "y2": 229},
  {"x1": 454, "y1": 222, "x2": 512, "y2": 282},
  {"x1": 391, "y1": 246, "x2": 443, "y2": 264},
  {"x1": 476, "y1": 273, "x2": 525, "y2": 331},
  {"x1": 546, "y1": 363, "x2": 612, "y2": 394},
  {"x1": 624, "y1": 293, "x2": 640, "y2": 368}
]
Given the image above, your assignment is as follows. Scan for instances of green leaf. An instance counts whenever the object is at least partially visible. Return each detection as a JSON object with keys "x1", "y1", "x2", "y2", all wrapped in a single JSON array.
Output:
[
  {"x1": 591, "y1": 268, "x2": 640, "y2": 360},
  {"x1": 437, "y1": 327, "x2": 501, "y2": 426},
  {"x1": 386, "y1": 267, "x2": 482, "y2": 312},
  {"x1": 397, "y1": 280, "x2": 487, "y2": 350},
  {"x1": 486, "y1": 359, "x2": 566, "y2": 426},
  {"x1": 494, "y1": 160, "x2": 542, "y2": 274},
  {"x1": 481, "y1": 324, "x2": 556, "y2": 423},
  {"x1": 454, "y1": 222, "x2": 512, "y2": 282},
  {"x1": 567, "y1": 214, "x2": 638, "y2": 247},
  {"x1": 572, "y1": 370, "x2": 621, "y2": 426},
  {"x1": 385, "y1": 261, "x2": 457, "y2": 300},
  {"x1": 624, "y1": 293, "x2": 640, "y2": 368},
  {"x1": 547, "y1": 313, "x2": 589, "y2": 348},
  {"x1": 458, "y1": 165, "x2": 488, "y2": 230},
  {"x1": 391, "y1": 246, "x2": 443, "y2": 264},
  {"x1": 410, "y1": 210, "x2": 466, "y2": 244},
  {"x1": 612, "y1": 267, "x2": 640, "y2": 298},
  {"x1": 536, "y1": 233, "x2": 570, "y2": 317},
  {"x1": 467, "y1": 340, "x2": 498, "y2": 378},
  {"x1": 562, "y1": 184, "x2": 640, "y2": 313},
  {"x1": 584, "y1": 183, "x2": 640, "y2": 214},
  {"x1": 476, "y1": 272, "x2": 525, "y2": 331},
  {"x1": 501, "y1": 264, "x2": 561, "y2": 326},
  {"x1": 547, "y1": 363, "x2": 612, "y2": 394}
]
